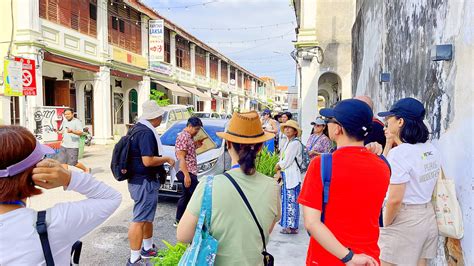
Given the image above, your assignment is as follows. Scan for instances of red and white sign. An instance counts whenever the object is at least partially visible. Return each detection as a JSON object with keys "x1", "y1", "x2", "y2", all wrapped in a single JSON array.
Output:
[{"x1": 14, "y1": 57, "x2": 37, "y2": 96}]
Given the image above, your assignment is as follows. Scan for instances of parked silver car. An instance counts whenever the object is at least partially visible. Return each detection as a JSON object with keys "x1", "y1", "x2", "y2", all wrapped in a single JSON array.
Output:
[
  {"x1": 193, "y1": 112, "x2": 221, "y2": 119},
  {"x1": 158, "y1": 119, "x2": 231, "y2": 197},
  {"x1": 155, "y1": 105, "x2": 192, "y2": 135}
]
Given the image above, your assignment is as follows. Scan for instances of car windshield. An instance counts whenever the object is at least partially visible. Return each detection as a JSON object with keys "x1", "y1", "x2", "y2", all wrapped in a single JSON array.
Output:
[
  {"x1": 194, "y1": 113, "x2": 210, "y2": 118},
  {"x1": 161, "y1": 111, "x2": 169, "y2": 123},
  {"x1": 161, "y1": 124, "x2": 224, "y2": 147}
]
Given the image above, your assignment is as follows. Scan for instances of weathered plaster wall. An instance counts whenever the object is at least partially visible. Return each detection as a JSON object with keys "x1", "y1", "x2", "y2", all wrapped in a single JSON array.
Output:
[{"x1": 353, "y1": 0, "x2": 473, "y2": 263}]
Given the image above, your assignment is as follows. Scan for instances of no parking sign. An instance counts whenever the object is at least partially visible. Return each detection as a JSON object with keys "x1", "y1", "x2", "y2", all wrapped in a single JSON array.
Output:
[{"x1": 15, "y1": 57, "x2": 37, "y2": 96}]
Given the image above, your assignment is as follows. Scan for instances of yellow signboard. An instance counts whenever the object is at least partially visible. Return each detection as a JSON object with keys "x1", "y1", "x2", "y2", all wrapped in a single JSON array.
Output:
[
  {"x1": 3, "y1": 59, "x2": 23, "y2": 96},
  {"x1": 112, "y1": 46, "x2": 148, "y2": 69}
]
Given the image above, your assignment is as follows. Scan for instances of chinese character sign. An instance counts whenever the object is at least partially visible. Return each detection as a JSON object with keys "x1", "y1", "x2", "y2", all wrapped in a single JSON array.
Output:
[{"x1": 149, "y1": 20, "x2": 164, "y2": 63}]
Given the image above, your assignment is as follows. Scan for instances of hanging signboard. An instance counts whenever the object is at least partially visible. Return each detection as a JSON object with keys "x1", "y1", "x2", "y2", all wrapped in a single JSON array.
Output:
[
  {"x1": 149, "y1": 19, "x2": 165, "y2": 73},
  {"x1": 3, "y1": 58, "x2": 23, "y2": 96},
  {"x1": 15, "y1": 57, "x2": 37, "y2": 95}
]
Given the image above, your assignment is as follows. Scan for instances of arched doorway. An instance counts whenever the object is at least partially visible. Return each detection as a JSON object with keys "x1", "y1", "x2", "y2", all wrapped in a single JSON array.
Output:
[
  {"x1": 128, "y1": 89, "x2": 138, "y2": 123},
  {"x1": 318, "y1": 72, "x2": 342, "y2": 108}
]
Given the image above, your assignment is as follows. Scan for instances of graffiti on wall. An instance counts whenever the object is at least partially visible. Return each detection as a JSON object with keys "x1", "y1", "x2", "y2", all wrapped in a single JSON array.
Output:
[{"x1": 33, "y1": 106, "x2": 65, "y2": 142}]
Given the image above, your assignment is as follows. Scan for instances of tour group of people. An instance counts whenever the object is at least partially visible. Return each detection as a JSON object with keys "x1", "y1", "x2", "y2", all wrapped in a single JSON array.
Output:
[{"x1": 0, "y1": 95, "x2": 442, "y2": 266}]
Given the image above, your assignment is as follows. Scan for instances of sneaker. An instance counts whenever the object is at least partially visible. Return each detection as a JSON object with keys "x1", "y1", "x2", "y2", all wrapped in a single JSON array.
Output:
[
  {"x1": 173, "y1": 220, "x2": 179, "y2": 228},
  {"x1": 140, "y1": 244, "x2": 158, "y2": 258},
  {"x1": 126, "y1": 258, "x2": 145, "y2": 266}
]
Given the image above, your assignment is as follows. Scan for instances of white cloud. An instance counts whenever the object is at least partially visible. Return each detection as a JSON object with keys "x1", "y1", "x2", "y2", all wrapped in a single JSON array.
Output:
[{"x1": 143, "y1": 0, "x2": 296, "y2": 85}]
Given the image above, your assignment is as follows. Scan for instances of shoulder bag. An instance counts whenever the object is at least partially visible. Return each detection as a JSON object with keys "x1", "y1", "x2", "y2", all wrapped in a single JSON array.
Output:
[
  {"x1": 223, "y1": 172, "x2": 274, "y2": 266},
  {"x1": 179, "y1": 176, "x2": 219, "y2": 265}
]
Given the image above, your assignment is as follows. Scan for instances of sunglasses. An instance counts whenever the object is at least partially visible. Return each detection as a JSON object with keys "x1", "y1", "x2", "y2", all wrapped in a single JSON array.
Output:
[{"x1": 324, "y1": 118, "x2": 341, "y2": 126}]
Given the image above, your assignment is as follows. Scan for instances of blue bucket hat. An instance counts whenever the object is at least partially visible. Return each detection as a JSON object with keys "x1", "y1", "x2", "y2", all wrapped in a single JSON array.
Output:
[
  {"x1": 320, "y1": 99, "x2": 373, "y2": 137},
  {"x1": 262, "y1": 109, "x2": 271, "y2": 115},
  {"x1": 378, "y1": 97, "x2": 425, "y2": 121}
]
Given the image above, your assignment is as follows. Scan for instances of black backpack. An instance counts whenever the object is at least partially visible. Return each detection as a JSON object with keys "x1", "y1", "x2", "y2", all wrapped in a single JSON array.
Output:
[{"x1": 110, "y1": 126, "x2": 148, "y2": 181}]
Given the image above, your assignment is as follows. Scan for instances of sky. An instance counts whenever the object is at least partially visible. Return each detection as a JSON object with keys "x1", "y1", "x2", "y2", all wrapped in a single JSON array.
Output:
[{"x1": 142, "y1": 0, "x2": 297, "y2": 86}]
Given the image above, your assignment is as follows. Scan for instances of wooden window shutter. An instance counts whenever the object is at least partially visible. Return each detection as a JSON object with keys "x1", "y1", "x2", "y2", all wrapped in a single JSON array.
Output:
[
  {"x1": 48, "y1": 0, "x2": 59, "y2": 22},
  {"x1": 70, "y1": 0, "x2": 79, "y2": 30},
  {"x1": 79, "y1": 0, "x2": 89, "y2": 34},
  {"x1": 39, "y1": 0, "x2": 47, "y2": 19},
  {"x1": 58, "y1": 0, "x2": 71, "y2": 27}
]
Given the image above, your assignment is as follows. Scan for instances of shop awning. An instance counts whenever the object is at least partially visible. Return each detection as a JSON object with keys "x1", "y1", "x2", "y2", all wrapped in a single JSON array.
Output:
[
  {"x1": 179, "y1": 85, "x2": 212, "y2": 101},
  {"x1": 154, "y1": 80, "x2": 191, "y2": 97}
]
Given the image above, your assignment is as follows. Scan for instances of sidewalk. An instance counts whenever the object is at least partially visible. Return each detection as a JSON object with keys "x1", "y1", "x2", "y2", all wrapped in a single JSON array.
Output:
[{"x1": 268, "y1": 218, "x2": 309, "y2": 265}]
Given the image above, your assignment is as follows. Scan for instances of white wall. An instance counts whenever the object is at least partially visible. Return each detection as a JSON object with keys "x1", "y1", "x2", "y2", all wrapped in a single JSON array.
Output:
[{"x1": 353, "y1": 0, "x2": 473, "y2": 262}]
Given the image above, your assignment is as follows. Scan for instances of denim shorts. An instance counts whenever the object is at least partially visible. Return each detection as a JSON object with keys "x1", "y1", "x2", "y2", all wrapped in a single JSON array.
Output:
[
  {"x1": 128, "y1": 178, "x2": 160, "y2": 222},
  {"x1": 56, "y1": 147, "x2": 79, "y2": 165}
]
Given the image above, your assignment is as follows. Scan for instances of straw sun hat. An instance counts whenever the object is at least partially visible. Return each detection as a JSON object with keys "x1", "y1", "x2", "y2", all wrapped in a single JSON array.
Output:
[
  {"x1": 280, "y1": 120, "x2": 302, "y2": 137},
  {"x1": 216, "y1": 111, "x2": 275, "y2": 144}
]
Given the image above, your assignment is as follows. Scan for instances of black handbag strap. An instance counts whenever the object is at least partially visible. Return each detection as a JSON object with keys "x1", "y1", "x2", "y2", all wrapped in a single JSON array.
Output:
[
  {"x1": 36, "y1": 210, "x2": 55, "y2": 266},
  {"x1": 223, "y1": 172, "x2": 267, "y2": 252}
]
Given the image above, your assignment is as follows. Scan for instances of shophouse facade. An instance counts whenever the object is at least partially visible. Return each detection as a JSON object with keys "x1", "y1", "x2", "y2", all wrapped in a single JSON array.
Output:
[{"x1": 0, "y1": 0, "x2": 264, "y2": 144}]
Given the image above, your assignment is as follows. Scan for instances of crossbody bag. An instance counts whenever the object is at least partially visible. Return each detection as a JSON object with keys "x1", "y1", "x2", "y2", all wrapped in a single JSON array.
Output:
[{"x1": 223, "y1": 172, "x2": 274, "y2": 266}]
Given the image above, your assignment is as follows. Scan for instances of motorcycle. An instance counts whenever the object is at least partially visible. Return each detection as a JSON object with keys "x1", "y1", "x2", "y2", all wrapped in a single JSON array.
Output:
[{"x1": 83, "y1": 127, "x2": 92, "y2": 146}]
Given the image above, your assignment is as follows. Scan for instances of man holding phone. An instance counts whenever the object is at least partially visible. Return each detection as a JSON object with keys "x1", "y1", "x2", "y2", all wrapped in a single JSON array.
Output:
[
  {"x1": 56, "y1": 108, "x2": 90, "y2": 172},
  {"x1": 174, "y1": 117, "x2": 204, "y2": 227}
]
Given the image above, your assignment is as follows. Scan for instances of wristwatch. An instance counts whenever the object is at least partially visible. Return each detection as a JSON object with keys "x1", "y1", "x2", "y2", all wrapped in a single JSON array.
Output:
[{"x1": 340, "y1": 248, "x2": 354, "y2": 263}]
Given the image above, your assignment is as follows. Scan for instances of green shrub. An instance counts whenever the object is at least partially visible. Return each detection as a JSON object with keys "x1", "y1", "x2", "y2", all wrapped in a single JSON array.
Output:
[
  {"x1": 151, "y1": 241, "x2": 188, "y2": 266},
  {"x1": 256, "y1": 147, "x2": 279, "y2": 177},
  {"x1": 150, "y1": 89, "x2": 170, "y2": 107}
]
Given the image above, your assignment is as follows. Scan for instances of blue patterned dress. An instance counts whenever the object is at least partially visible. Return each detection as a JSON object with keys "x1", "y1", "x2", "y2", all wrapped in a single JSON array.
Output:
[{"x1": 280, "y1": 172, "x2": 300, "y2": 229}]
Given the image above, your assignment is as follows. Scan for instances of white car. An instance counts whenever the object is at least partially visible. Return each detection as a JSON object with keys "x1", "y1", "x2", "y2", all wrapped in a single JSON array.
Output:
[
  {"x1": 193, "y1": 112, "x2": 221, "y2": 119},
  {"x1": 158, "y1": 119, "x2": 231, "y2": 197},
  {"x1": 155, "y1": 105, "x2": 192, "y2": 135}
]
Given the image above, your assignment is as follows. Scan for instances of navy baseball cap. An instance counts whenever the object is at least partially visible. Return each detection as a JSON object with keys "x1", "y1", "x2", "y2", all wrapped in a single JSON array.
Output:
[
  {"x1": 320, "y1": 99, "x2": 373, "y2": 137},
  {"x1": 262, "y1": 109, "x2": 271, "y2": 115},
  {"x1": 378, "y1": 97, "x2": 425, "y2": 121}
]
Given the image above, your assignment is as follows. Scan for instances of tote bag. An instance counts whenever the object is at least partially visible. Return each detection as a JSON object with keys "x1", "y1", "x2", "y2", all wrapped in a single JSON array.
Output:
[
  {"x1": 432, "y1": 169, "x2": 464, "y2": 239},
  {"x1": 179, "y1": 176, "x2": 218, "y2": 266}
]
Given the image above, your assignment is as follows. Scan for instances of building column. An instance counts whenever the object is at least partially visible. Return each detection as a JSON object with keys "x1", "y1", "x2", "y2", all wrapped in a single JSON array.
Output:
[
  {"x1": 0, "y1": 97, "x2": 10, "y2": 125},
  {"x1": 205, "y1": 52, "x2": 210, "y2": 81},
  {"x1": 190, "y1": 43, "x2": 196, "y2": 78},
  {"x1": 235, "y1": 69, "x2": 239, "y2": 89},
  {"x1": 227, "y1": 64, "x2": 231, "y2": 85},
  {"x1": 217, "y1": 59, "x2": 222, "y2": 84},
  {"x1": 93, "y1": 66, "x2": 112, "y2": 144},
  {"x1": 170, "y1": 32, "x2": 177, "y2": 67},
  {"x1": 75, "y1": 81, "x2": 86, "y2": 122},
  {"x1": 137, "y1": 76, "x2": 151, "y2": 117},
  {"x1": 97, "y1": 0, "x2": 109, "y2": 59},
  {"x1": 241, "y1": 72, "x2": 245, "y2": 90},
  {"x1": 300, "y1": 60, "x2": 319, "y2": 142}
]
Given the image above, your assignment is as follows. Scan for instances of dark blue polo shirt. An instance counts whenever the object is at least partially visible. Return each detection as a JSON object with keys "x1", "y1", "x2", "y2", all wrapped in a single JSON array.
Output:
[{"x1": 128, "y1": 123, "x2": 159, "y2": 184}]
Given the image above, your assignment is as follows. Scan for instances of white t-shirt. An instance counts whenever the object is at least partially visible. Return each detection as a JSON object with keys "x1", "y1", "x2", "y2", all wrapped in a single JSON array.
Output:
[
  {"x1": 387, "y1": 142, "x2": 441, "y2": 204},
  {"x1": 0, "y1": 172, "x2": 122, "y2": 265}
]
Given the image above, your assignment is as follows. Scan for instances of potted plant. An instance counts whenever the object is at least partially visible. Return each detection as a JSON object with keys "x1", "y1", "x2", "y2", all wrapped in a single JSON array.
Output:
[
  {"x1": 256, "y1": 147, "x2": 279, "y2": 177},
  {"x1": 151, "y1": 241, "x2": 188, "y2": 266}
]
